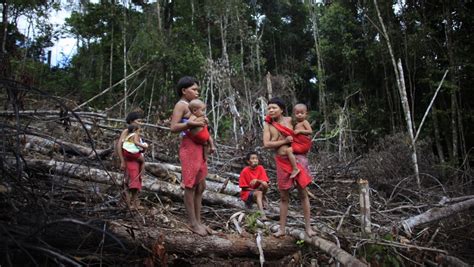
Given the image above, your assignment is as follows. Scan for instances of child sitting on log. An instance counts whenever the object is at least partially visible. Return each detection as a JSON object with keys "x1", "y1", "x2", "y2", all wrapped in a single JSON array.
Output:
[{"x1": 239, "y1": 152, "x2": 270, "y2": 220}]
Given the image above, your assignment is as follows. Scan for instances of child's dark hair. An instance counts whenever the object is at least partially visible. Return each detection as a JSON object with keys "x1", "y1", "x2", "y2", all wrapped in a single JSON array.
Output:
[
  {"x1": 126, "y1": 111, "x2": 143, "y2": 124},
  {"x1": 176, "y1": 76, "x2": 199, "y2": 97},
  {"x1": 268, "y1": 97, "x2": 286, "y2": 113},
  {"x1": 245, "y1": 151, "x2": 259, "y2": 164},
  {"x1": 127, "y1": 124, "x2": 139, "y2": 133}
]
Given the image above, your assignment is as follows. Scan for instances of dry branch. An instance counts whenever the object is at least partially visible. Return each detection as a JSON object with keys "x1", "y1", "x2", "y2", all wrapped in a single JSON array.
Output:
[{"x1": 401, "y1": 198, "x2": 474, "y2": 233}]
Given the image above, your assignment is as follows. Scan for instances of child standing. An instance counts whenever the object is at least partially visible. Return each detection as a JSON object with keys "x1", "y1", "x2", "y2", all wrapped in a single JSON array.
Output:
[
  {"x1": 239, "y1": 152, "x2": 270, "y2": 220},
  {"x1": 117, "y1": 111, "x2": 148, "y2": 209}
]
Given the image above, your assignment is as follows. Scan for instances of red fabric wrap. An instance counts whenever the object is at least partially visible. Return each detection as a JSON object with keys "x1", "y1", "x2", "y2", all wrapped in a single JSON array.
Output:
[
  {"x1": 239, "y1": 165, "x2": 269, "y2": 201},
  {"x1": 264, "y1": 116, "x2": 311, "y2": 154},
  {"x1": 275, "y1": 155, "x2": 312, "y2": 190},
  {"x1": 122, "y1": 150, "x2": 142, "y2": 190},
  {"x1": 179, "y1": 136, "x2": 208, "y2": 188},
  {"x1": 187, "y1": 126, "x2": 210, "y2": 145}
]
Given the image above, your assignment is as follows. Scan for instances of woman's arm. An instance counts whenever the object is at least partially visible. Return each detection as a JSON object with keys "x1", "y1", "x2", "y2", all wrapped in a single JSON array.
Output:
[{"x1": 170, "y1": 102, "x2": 206, "y2": 133}]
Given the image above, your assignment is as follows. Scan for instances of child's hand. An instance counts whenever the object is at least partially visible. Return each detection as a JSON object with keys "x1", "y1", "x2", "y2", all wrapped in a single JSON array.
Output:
[
  {"x1": 120, "y1": 161, "x2": 126, "y2": 170},
  {"x1": 294, "y1": 130, "x2": 300, "y2": 135},
  {"x1": 142, "y1": 143, "x2": 149, "y2": 149},
  {"x1": 250, "y1": 179, "x2": 258, "y2": 186},
  {"x1": 285, "y1": 136, "x2": 294, "y2": 143}
]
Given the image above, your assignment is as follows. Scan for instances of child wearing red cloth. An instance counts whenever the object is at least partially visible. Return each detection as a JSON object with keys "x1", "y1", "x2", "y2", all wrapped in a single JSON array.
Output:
[
  {"x1": 239, "y1": 152, "x2": 269, "y2": 220},
  {"x1": 186, "y1": 99, "x2": 215, "y2": 160},
  {"x1": 116, "y1": 111, "x2": 147, "y2": 209}
]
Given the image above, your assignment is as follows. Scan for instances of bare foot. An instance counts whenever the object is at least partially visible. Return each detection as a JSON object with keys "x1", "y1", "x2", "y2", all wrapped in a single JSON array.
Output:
[
  {"x1": 180, "y1": 182, "x2": 185, "y2": 190},
  {"x1": 190, "y1": 224, "x2": 208, "y2": 236},
  {"x1": 273, "y1": 229, "x2": 286, "y2": 238},
  {"x1": 305, "y1": 227, "x2": 317, "y2": 237},
  {"x1": 290, "y1": 168, "x2": 300, "y2": 179},
  {"x1": 205, "y1": 225, "x2": 217, "y2": 235}
]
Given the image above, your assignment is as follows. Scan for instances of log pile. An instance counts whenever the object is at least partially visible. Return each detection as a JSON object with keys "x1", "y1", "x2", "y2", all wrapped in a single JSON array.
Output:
[{"x1": 1, "y1": 104, "x2": 473, "y2": 266}]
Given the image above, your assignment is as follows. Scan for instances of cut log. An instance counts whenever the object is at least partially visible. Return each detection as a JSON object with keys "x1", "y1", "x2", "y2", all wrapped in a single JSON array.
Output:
[
  {"x1": 401, "y1": 198, "x2": 474, "y2": 233},
  {"x1": 146, "y1": 162, "x2": 240, "y2": 195},
  {"x1": 108, "y1": 221, "x2": 299, "y2": 258},
  {"x1": 21, "y1": 158, "x2": 246, "y2": 209},
  {"x1": 22, "y1": 134, "x2": 113, "y2": 159},
  {"x1": 264, "y1": 222, "x2": 367, "y2": 267},
  {"x1": 358, "y1": 179, "x2": 371, "y2": 235}
]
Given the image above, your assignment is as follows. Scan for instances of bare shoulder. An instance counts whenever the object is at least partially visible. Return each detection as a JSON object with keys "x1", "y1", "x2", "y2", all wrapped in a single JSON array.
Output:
[{"x1": 283, "y1": 116, "x2": 293, "y2": 128}]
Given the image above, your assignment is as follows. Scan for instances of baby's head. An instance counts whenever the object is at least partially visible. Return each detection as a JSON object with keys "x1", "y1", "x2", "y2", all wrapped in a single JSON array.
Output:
[
  {"x1": 293, "y1": 103, "x2": 308, "y2": 122},
  {"x1": 189, "y1": 99, "x2": 206, "y2": 117}
]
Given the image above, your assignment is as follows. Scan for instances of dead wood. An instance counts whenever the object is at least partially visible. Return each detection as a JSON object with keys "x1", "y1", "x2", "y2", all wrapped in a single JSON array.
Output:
[
  {"x1": 0, "y1": 110, "x2": 107, "y2": 118},
  {"x1": 22, "y1": 134, "x2": 113, "y2": 158},
  {"x1": 264, "y1": 222, "x2": 367, "y2": 267},
  {"x1": 109, "y1": 221, "x2": 299, "y2": 258},
  {"x1": 436, "y1": 255, "x2": 470, "y2": 267},
  {"x1": 401, "y1": 198, "x2": 474, "y2": 233},
  {"x1": 146, "y1": 162, "x2": 240, "y2": 195},
  {"x1": 21, "y1": 158, "x2": 246, "y2": 209}
]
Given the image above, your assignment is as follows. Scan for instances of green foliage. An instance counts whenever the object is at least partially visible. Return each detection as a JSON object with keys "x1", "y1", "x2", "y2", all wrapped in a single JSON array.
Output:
[
  {"x1": 296, "y1": 239, "x2": 305, "y2": 247},
  {"x1": 244, "y1": 211, "x2": 262, "y2": 234},
  {"x1": 359, "y1": 234, "x2": 403, "y2": 267}
]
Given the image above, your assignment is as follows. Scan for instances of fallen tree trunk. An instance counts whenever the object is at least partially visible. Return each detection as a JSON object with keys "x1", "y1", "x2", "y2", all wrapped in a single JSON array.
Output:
[
  {"x1": 22, "y1": 158, "x2": 246, "y2": 209},
  {"x1": 264, "y1": 222, "x2": 367, "y2": 267},
  {"x1": 401, "y1": 198, "x2": 474, "y2": 233},
  {"x1": 0, "y1": 110, "x2": 107, "y2": 118},
  {"x1": 22, "y1": 134, "x2": 113, "y2": 158},
  {"x1": 108, "y1": 220, "x2": 299, "y2": 259},
  {"x1": 146, "y1": 162, "x2": 240, "y2": 195}
]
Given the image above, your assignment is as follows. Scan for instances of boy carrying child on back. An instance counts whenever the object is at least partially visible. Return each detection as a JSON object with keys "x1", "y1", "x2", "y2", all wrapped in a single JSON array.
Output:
[{"x1": 239, "y1": 152, "x2": 270, "y2": 220}]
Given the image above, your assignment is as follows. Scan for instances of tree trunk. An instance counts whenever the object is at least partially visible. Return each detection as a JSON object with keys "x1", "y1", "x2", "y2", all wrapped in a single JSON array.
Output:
[
  {"x1": 264, "y1": 222, "x2": 367, "y2": 267},
  {"x1": 122, "y1": 0, "x2": 128, "y2": 115},
  {"x1": 22, "y1": 158, "x2": 246, "y2": 209},
  {"x1": 432, "y1": 106, "x2": 445, "y2": 164},
  {"x1": 109, "y1": 221, "x2": 299, "y2": 259},
  {"x1": 21, "y1": 134, "x2": 113, "y2": 159},
  {"x1": 358, "y1": 179, "x2": 371, "y2": 235},
  {"x1": 310, "y1": 7, "x2": 329, "y2": 149},
  {"x1": 373, "y1": 0, "x2": 420, "y2": 188},
  {"x1": 401, "y1": 198, "x2": 474, "y2": 233},
  {"x1": 1, "y1": 0, "x2": 8, "y2": 55}
]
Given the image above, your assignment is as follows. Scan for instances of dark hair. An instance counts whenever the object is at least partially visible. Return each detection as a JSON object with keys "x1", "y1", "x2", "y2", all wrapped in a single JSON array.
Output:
[
  {"x1": 126, "y1": 111, "x2": 143, "y2": 124},
  {"x1": 127, "y1": 124, "x2": 139, "y2": 133},
  {"x1": 245, "y1": 151, "x2": 259, "y2": 164},
  {"x1": 268, "y1": 97, "x2": 286, "y2": 112},
  {"x1": 176, "y1": 76, "x2": 199, "y2": 97}
]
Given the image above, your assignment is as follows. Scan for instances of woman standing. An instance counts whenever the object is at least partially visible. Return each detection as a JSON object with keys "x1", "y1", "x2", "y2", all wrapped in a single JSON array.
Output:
[{"x1": 170, "y1": 76, "x2": 215, "y2": 236}]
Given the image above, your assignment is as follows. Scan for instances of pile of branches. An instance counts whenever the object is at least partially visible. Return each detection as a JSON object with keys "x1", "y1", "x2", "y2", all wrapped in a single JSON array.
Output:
[{"x1": 0, "y1": 80, "x2": 473, "y2": 266}]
